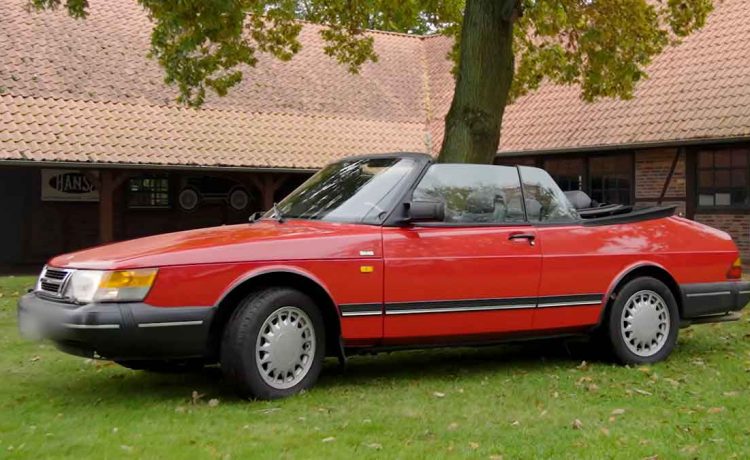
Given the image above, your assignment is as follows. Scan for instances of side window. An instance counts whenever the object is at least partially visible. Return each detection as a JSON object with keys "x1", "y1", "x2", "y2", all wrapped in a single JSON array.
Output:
[
  {"x1": 519, "y1": 166, "x2": 580, "y2": 223},
  {"x1": 412, "y1": 164, "x2": 525, "y2": 224}
]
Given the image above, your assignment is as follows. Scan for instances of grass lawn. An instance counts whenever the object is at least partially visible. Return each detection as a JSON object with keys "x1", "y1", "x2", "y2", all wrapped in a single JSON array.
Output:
[{"x1": 1, "y1": 275, "x2": 749, "y2": 459}]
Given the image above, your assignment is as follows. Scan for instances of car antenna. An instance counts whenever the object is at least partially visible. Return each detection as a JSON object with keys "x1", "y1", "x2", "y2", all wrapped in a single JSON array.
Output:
[{"x1": 272, "y1": 202, "x2": 285, "y2": 223}]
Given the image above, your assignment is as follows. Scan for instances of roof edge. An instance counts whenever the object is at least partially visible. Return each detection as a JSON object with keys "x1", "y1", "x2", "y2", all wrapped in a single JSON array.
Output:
[
  {"x1": 498, "y1": 135, "x2": 750, "y2": 156},
  {"x1": 0, "y1": 159, "x2": 318, "y2": 173}
]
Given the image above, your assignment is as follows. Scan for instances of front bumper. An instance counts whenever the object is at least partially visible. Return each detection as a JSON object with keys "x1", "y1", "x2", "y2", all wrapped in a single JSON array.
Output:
[
  {"x1": 18, "y1": 293, "x2": 214, "y2": 360},
  {"x1": 680, "y1": 280, "x2": 750, "y2": 320}
]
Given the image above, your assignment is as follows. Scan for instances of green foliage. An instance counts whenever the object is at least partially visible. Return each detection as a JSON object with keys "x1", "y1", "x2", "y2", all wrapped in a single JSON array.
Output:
[
  {"x1": 512, "y1": 0, "x2": 714, "y2": 102},
  {"x1": 27, "y1": 0, "x2": 712, "y2": 107}
]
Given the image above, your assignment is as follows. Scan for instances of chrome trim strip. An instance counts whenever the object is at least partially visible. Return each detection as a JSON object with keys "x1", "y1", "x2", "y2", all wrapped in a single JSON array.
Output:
[
  {"x1": 685, "y1": 291, "x2": 732, "y2": 298},
  {"x1": 537, "y1": 300, "x2": 602, "y2": 308},
  {"x1": 137, "y1": 320, "x2": 204, "y2": 328},
  {"x1": 63, "y1": 323, "x2": 120, "y2": 330},
  {"x1": 738, "y1": 290, "x2": 750, "y2": 295},
  {"x1": 386, "y1": 304, "x2": 537, "y2": 315},
  {"x1": 341, "y1": 311, "x2": 382, "y2": 317}
]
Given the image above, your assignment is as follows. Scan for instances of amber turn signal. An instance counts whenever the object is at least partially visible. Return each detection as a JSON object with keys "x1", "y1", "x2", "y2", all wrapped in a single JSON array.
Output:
[
  {"x1": 99, "y1": 269, "x2": 158, "y2": 289},
  {"x1": 727, "y1": 257, "x2": 742, "y2": 280}
]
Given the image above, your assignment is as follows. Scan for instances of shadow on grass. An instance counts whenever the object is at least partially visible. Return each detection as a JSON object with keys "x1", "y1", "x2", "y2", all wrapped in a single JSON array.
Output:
[{"x1": 25, "y1": 337, "x2": 607, "y2": 406}]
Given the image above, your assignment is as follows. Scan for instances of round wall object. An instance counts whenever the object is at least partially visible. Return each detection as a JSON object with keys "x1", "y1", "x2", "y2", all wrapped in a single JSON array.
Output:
[
  {"x1": 229, "y1": 188, "x2": 250, "y2": 210},
  {"x1": 178, "y1": 187, "x2": 200, "y2": 211}
]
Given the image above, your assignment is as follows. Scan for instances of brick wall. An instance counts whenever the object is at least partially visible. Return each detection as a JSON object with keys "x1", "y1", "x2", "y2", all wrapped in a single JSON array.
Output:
[
  {"x1": 635, "y1": 147, "x2": 686, "y2": 205},
  {"x1": 694, "y1": 214, "x2": 750, "y2": 262}
]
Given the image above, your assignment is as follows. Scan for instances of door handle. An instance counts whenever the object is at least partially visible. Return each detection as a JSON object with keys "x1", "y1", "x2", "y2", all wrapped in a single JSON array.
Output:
[{"x1": 509, "y1": 233, "x2": 536, "y2": 246}]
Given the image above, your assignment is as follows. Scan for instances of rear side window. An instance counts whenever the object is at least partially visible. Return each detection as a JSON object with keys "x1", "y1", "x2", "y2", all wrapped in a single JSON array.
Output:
[
  {"x1": 412, "y1": 164, "x2": 525, "y2": 224},
  {"x1": 519, "y1": 166, "x2": 580, "y2": 223}
]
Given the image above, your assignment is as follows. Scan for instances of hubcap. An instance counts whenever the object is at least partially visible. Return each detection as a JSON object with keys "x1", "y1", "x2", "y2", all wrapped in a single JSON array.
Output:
[
  {"x1": 621, "y1": 290, "x2": 670, "y2": 357},
  {"x1": 255, "y1": 306, "x2": 316, "y2": 390}
]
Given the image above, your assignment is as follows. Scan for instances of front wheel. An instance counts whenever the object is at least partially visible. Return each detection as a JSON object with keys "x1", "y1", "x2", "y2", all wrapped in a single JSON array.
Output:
[
  {"x1": 221, "y1": 288, "x2": 325, "y2": 400},
  {"x1": 605, "y1": 277, "x2": 680, "y2": 364}
]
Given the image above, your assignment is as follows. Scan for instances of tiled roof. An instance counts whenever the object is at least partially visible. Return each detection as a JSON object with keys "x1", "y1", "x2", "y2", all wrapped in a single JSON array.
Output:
[
  {"x1": 497, "y1": 0, "x2": 750, "y2": 153},
  {"x1": 1, "y1": 0, "x2": 749, "y2": 169}
]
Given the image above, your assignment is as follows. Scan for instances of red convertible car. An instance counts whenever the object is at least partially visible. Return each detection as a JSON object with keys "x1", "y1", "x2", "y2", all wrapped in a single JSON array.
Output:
[{"x1": 19, "y1": 153, "x2": 749, "y2": 399}]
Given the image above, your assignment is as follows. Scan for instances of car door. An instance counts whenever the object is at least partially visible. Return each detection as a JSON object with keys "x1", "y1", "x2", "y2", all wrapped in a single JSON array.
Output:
[
  {"x1": 516, "y1": 166, "x2": 607, "y2": 330},
  {"x1": 382, "y1": 164, "x2": 542, "y2": 342}
]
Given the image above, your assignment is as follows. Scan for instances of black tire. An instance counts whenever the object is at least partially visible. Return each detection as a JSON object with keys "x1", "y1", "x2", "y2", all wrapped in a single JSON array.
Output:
[
  {"x1": 605, "y1": 277, "x2": 680, "y2": 364},
  {"x1": 116, "y1": 359, "x2": 205, "y2": 373},
  {"x1": 221, "y1": 287, "x2": 326, "y2": 400}
]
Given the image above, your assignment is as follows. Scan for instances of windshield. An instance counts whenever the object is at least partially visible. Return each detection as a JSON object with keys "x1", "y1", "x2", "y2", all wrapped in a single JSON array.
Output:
[{"x1": 269, "y1": 157, "x2": 417, "y2": 224}]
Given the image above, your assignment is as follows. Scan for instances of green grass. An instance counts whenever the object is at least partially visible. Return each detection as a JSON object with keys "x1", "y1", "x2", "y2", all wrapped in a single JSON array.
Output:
[{"x1": 1, "y1": 275, "x2": 749, "y2": 459}]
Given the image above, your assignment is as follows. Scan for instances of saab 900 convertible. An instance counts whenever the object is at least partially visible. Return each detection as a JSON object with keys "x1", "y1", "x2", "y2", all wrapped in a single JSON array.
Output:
[{"x1": 18, "y1": 153, "x2": 749, "y2": 399}]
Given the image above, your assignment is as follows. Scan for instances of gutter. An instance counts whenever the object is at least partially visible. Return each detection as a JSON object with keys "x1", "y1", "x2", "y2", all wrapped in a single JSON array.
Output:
[
  {"x1": 497, "y1": 135, "x2": 750, "y2": 157},
  {"x1": 0, "y1": 159, "x2": 317, "y2": 174}
]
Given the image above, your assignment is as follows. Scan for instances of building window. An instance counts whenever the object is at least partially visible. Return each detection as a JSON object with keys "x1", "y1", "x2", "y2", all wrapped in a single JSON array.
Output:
[
  {"x1": 697, "y1": 148, "x2": 749, "y2": 208},
  {"x1": 589, "y1": 154, "x2": 633, "y2": 205},
  {"x1": 544, "y1": 158, "x2": 585, "y2": 192},
  {"x1": 127, "y1": 176, "x2": 170, "y2": 208},
  {"x1": 496, "y1": 153, "x2": 633, "y2": 205}
]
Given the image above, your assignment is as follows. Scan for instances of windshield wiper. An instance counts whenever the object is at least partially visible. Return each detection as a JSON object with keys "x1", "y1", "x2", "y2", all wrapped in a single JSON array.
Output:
[{"x1": 271, "y1": 202, "x2": 285, "y2": 223}]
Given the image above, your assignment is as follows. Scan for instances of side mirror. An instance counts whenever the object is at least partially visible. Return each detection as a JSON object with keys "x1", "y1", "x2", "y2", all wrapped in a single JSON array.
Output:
[{"x1": 407, "y1": 200, "x2": 445, "y2": 223}]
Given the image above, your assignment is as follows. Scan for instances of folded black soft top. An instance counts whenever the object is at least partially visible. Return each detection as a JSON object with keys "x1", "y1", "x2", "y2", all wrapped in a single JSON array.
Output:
[{"x1": 581, "y1": 205, "x2": 677, "y2": 227}]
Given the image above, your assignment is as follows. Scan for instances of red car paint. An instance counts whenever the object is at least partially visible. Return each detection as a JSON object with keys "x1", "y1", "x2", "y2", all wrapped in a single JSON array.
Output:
[{"x1": 47, "y1": 214, "x2": 738, "y2": 348}]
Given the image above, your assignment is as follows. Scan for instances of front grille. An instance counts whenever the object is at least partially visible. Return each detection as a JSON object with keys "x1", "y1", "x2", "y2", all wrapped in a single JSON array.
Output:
[
  {"x1": 36, "y1": 266, "x2": 74, "y2": 298},
  {"x1": 44, "y1": 269, "x2": 68, "y2": 280}
]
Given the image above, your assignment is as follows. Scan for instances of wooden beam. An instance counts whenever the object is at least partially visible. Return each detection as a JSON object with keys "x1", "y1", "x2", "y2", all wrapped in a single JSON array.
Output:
[
  {"x1": 97, "y1": 170, "x2": 130, "y2": 244},
  {"x1": 250, "y1": 174, "x2": 288, "y2": 211},
  {"x1": 658, "y1": 148, "x2": 683, "y2": 206},
  {"x1": 99, "y1": 170, "x2": 115, "y2": 243}
]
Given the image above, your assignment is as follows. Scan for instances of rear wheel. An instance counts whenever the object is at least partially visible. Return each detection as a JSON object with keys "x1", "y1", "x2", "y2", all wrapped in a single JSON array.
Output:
[
  {"x1": 605, "y1": 277, "x2": 679, "y2": 364},
  {"x1": 221, "y1": 287, "x2": 325, "y2": 400}
]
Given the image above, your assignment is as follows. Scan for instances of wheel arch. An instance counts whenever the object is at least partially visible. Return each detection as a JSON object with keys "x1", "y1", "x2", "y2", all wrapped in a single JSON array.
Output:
[
  {"x1": 207, "y1": 268, "x2": 342, "y2": 360},
  {"x1": 597, "y1": 262, "x2": 683, "y2": 327}
]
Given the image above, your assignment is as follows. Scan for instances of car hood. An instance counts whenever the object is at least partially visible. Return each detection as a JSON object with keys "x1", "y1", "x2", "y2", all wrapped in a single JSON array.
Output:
[{"x1": 48, "y1": 219, "x2": 383, "y2": 270}]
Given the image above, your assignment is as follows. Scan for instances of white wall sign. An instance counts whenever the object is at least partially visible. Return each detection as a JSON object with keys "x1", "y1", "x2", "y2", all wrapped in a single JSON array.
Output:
[{"x1": 41, "y1": 169, "x2": 99, "y2": 202}]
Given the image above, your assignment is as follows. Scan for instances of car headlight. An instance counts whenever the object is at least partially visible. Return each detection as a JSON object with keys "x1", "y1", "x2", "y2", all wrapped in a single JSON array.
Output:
[{"x1": 63, "y1": 268, "x2": 158, "y2": 304}]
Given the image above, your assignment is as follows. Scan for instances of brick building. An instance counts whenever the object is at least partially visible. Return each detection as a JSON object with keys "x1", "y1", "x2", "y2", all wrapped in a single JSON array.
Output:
[{"x1": 1, "y1": 0, "x2": 750, "y2": 269}]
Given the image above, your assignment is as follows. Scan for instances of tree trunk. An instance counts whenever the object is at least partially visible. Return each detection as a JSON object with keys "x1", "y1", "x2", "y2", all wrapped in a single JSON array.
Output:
[{"x1": 437, "y1": 0, "x2": 516, "y2": 164}]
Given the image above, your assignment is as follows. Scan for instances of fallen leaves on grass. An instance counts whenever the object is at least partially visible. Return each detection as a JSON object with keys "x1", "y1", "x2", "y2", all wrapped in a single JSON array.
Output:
[
  {"x1": 255, "y1": 407, "x2": 281, "y2": 414},
  {"x1": 191, "y1": 391, "x2": 205, "y2": 405},
  {"x1": 469, "y1": 442, "x2": 479, "y2": 450},
  {"x1": 366, "y1": 443, "x2": 382, "y2": 450},
  {"x1": 322, "y1": 436, "x2": 336, "y2": 443},
  {"x1": 208, "y1": 398, "x2": 220, "y2": 407},
  {"x1": 571, "y1": 419, "x2": 583, "y2": 430},
  {"x1": 707, "y1": 407, "x2": 725, "y2": 414},
  {"x1": 433, "y1": 391, "x2": 446, "y2": 398}
]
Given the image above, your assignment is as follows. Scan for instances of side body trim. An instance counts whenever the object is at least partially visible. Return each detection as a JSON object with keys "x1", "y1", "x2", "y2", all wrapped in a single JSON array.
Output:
[{"x1": 341, "y1": 294, "x2": 603, "y2": 317}]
